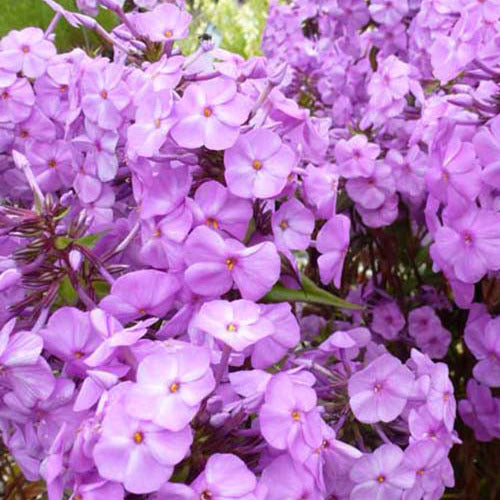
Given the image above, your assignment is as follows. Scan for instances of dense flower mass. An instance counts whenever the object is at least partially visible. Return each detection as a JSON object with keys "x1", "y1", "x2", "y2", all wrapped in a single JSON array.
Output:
[{"x1": 0, "y1": 0, "x2": 498, "y2": 498}]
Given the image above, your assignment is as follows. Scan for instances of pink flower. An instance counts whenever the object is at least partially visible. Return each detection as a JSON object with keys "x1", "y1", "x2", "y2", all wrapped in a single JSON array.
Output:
[
  {"x1": 224, "y1": 129, "x2": 296, "y2": 198},
  {"x1": 334, "y1": 135, "x2": 380, "y2": 178},
  {"x1": 126, "y1": 344, "x2": 215, "y2": 430},
  {"x1": 93, "y1": 383, "x2": 192, "y2": 494},
  {"x1": 135, "y1": 3, "x2": 192, "y2": 42},
  {"x1": 350, "y1": 444, "x2": 415, "y2": 500},
  {"x1": 127, "y1": 88, "x2": 175, "y2": 158},
  {"x1": 195, "y1": 299, "x2": 274, "y2": 352},
  {"x1": 259, "y1": 372, "x2": 319, "y2": 453},
  {"x1": 170, "y1": 77, "x2": 252, "y2": 150},
  {"x1": 183, "y1": 226, "x2": 281, "y2": 300},
  {"x1": 192, "y1": 180, "x2": 253, "y2": 240},
  {"x1": 191, "y1": 454, "x2": 257, "y2": 500},
  {"x1": 316, "y1": 214, "x2": 351, "y2": 288},
  {"x1": 371, "y1": 301, "x2": 405, "y2": 341},
  {"x1": 0, "y1": 28, "x2": 56, "y2": 78},
  {"x1": 99, "y1": 270, "x2": 181, "y2": 322},
  {"x1": 433, "y1": 208, "x2": 500, "y2": 284},
  {"x1": 348, "y1": 354, "x2": 414, "y2": 424},
  {"x1": 81, "y1": 63, "x2": 130, "y2": 130},
  {"x1": 0, "y1": 78, "x2": 35, "y2": 123},
  {"x1": 272, "y1": 199, "x2": 315, "y2": 251}
]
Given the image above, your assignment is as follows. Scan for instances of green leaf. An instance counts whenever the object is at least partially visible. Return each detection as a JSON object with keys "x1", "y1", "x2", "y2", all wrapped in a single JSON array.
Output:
[
  {"x1": 75, "y1": 231, "x2": 107, "y2": 249},
  {"x1": 55, "y1": 236, "x2": 73, "y2": 250},
  {"x1": 263, "y1": 275, "x2": 363, "y2": 310},
  {"x1": 58, "y1": 275, "x2": 78, "y2": 305},
  {"x1": 53, "y1": 206, "x2": 71, "y2": 221}
]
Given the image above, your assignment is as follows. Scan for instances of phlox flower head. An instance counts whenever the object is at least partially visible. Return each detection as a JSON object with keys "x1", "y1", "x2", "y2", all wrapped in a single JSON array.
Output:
[
  {"x1": 0, "y1": 28, "x2": 56, "y2": 78},
  {"x1": 224, "y1": 128, "x2": 296, "y2": 199},
  {"x1": 348, "y1": 353, "x2": 414, "y2": 423},
  {"x1": 171, "y1": 77, "x2": 252, "y2": 150},
  {"x1": 194, "y1": 299, "x2": 274, "y2": 352}
]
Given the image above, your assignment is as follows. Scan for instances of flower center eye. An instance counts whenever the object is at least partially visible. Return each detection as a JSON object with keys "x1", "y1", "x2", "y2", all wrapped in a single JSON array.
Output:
[
  {"x1": 291, "y1": 410, "x2": 301, "y2": 422},
  {"x1": 75, "y1": 494, "x2": 83, "y2": 500},
  {"x1": 201, "y1": 490, "x2": 213, "y2": 500},
  {"x1": 417, "y1": 469, "x2": 425, "y2": 476},
  {"x1": 463, "y1": 232, "x2": 473, "y2": 245},
  {"x1": 279, "y1": 220, "x2": 289, "y2": 230},
  {"x1": 169, "y1": 382, "x2": 180, "y2": 393},
  {"x1": 60, "y1": 85, "x2": 68, "y2": 94},
  {"x1": 1, "y1": 91, "x2": 9, "y2": 100},
  {"x1": 377, "y1": 475, "x2": 386, "y2": 483},
  {"x1": 442, "y1": 171, "x2": 450, "y2": 182},
  {"x1": 206, "y1": 218, "x2": 220, "y2": 230},
  {"x1": 155, "y1": 118, "x2": 162, "y2": 129},
  {"x1": 204, "y1": 107, "x2": 213, "y2": 118},
  {"x1": 165, "y1": 30, "x2": 173, "y2": 39},
  {"x1": 373, "y1": 382, "x2": 383, "y2": 393},
  {"x1": 227, "y1": 323, "x2": 238, "y2": 332},
  {"x1": 252, "y1": 160, "x2": 263, "y2": 171},
  {"x1": 443, "y1": 392, "x2": 451, "y2": 402},
  {"x1": 101, "y1": 90, "x2": 108, "y2": 100},
  {"x1": 226, "y1": 257, "x2": 236, "y2": 271},
  {"x1": 20, "y1": 130, "x2": 29, "y2": 138},
  {"x1": 133, "y1": 431, "x2": 144, "y2": 444},
  {"x1": 154, "y1": 229, "x2": 162, "y2": 238},
  {"x1": 48, "y1": 159, "x2": 57, "y2": 168},
  {"x1": 74, "y1": 350, "x2": 84, "y2": 359},
  {"x1": 21, "y1": 45, "x2": 30, "y2": 54}
]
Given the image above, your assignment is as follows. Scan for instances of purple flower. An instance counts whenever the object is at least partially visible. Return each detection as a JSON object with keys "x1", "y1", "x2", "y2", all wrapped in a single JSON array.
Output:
[
  {"x1": 458, "y1": 379, "x2": 500, "y2": 442},
  {"x1": 346, "y1": 161, "x2": 396, "y2": 210},
  {"x1": 369, "y1": 0, "x2": 408, "y2": 25},
  {"x1": 99, "y1": 270, "x2": 181, "y2": 322},
  {"x1": 26, "y1": 139, "x2": 74, "y2": 192},
  {"x1": 224, "y1": 129, "x2": 296, "y2": 198},
  {"x1": 0, "y1": 319, "x2": 55, "y2": 406},
  {"x1": 426, "y1": 363, "x2": 456, "y2": 431},
  {"x1": 0, "y1": 28, "x2": 56, "y2": 78},
  {"x1": 408, "y1": 307, "x2": 451, "y2": 359},
  {"x1": 349, "y1": 444, "x2": 415, "y2": 500},
  {"x1": 433, "y1": 207, "x2": 500, "y2": 283},
  {"x1": 426, "y1": 136, "x2": 481, "y2": 204},
  {"x1": 402, "y1": 440, "x2": 449, "y2": 500},
  {"x1": 259, "y1": 372, "x2": 319, "y2": 453},
  {"x1": 192, "y1": 180, "x2": 253, "y2": 240},
  {"x1": 251, "y1": 303, "x2": 300, "y2": 369},
  {"x1": 316, "y1": 214, "x2": 350, "y2": 288},
  {"x1": 191, "y1": 453, "x2": 257, "y2": 500},
  {"x1": 469, "y1": 316, "x2": 500, "y2": 388},
  {"x1": 93, "y1": 383, "x2": 193, "y2": 494},
  {"x1": 272, "y1": 198, "x2": 314, "y2": 251},
  {"x1": 371, "y1": 301, "x2": 405, "y2": 341},
  {"x1": 81, "y1": 63, "x2": 130, "y2": 130},
  {"x1": 74, "y1": 120, "x2": 119, "y2": 182},
  {"x1": 127, "y1": 88, "x2": 175, "y2": 158},
  {"x1": 135, "y1": 2, "x2": 192, "y2": 42},
  {"x1": 137, "y1": 165, "x2": 192, "y2": 219},
  {"x1": 183, "y1": 226, "x2": 280, "y2": 300},
  {"x1": 0, "y1": 77, "x2": 35, "y2": 123},
  {"x1": 170, "y1": 78, "x2": 252, "y2": 150},
  {"x1": 40, "y1": 307, "x2": 100, "y2": 377},
  {"x1": 126, "y1": 344, "x2": 215, "y2": 430},
  {"x1": 260, "y1": 453, "x2": 323, "y2": 500},
  {"x1": 195, "y1": 299, "x2": 274, "y2": 352},
  {"x1": 334, "y1": 135, "x2": 380, "y2": 178},
  {"x1": 348, "y1": 353, "x2": 414, "y2": 423}
]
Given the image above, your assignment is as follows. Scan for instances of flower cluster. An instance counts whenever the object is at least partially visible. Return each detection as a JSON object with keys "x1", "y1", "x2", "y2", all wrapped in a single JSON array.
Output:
[{"x1": 0, "y1": 0, "x2": 498, "y2": 499}]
